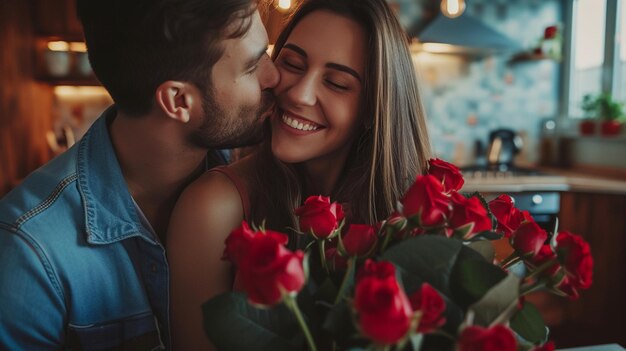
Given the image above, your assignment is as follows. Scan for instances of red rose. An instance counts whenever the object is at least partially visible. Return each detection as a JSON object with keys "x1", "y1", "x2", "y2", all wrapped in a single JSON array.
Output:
[
  {"x1": 428, "y1": 158, "x2": 465, "y2": 193},
  {"x1": 356, "y1": 259, "x2": 396, "y2": 282},
  {"x1": 222, "y1": 221, "x2": 288, "y2": 265},
  {"x1": 401, "y1": 175, "x2": 451, "y2": 227},
  {"x1": 295, "y1": 196, "x2": 344, "y2": 239},
  {"x1": 555, "y1": 231, "x2": 593, "y2": 290},
  {"x1": 341, "y1": 224, "x2": 378, "y2": 258},
  {"x1": 529, "y1": 244, "x2": 558, "y2": 272},
  {"x1": 238, "y1": 234, "x2": 305, "y2": 306},
  {"x1": 458, "y1": 325, "x2": 517, "y2": 351},
  {"x1": 489, "y1": 195, "x2": 528, "y2": 237},
  {"x1": 529, "y1": 232, "x2": 593, "y2": 300},
  {"x1": 449, "y1": 192, "x2": 492, "y2": 239},
  {"x1": 354, "y1": 272, "x2": 413, "y2": 345},
  {"x1": 533, "y1": 341, "x2": 556, "y2": 351},
  {"x1": 511, "y1": 220, "x2": 548, "y2": 258},
  {"x1": 409, "y1": 283, "x2": 446, "y2": 333},
  {"x1": 544, "y1": 25, "x2": 558, "y2": 39}
]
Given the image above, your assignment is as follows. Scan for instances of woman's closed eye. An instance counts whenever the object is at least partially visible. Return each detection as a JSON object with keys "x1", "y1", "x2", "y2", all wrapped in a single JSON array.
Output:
[
  {"x1": 325, "y1": 79, "x2": 349, "y2": 91},
  {"x1": 281, "y1": 58, "x2": 304, "y2": 72}
]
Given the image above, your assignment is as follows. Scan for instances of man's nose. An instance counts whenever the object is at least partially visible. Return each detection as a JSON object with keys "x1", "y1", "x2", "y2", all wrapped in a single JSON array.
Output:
[{"x1": 260, "y1": 54, "x2": 280, "y2": 90}]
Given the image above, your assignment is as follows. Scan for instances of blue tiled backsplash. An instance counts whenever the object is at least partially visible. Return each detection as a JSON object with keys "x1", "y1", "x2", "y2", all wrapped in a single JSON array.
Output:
[{"x1": 414, "y1": 0, "x2": 562, "y2": 166}]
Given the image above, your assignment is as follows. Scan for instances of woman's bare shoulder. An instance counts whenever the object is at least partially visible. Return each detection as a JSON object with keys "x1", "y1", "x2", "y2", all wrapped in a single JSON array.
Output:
[{"x1": 167, "y1": 169, "x2": 244, "y2": 246}]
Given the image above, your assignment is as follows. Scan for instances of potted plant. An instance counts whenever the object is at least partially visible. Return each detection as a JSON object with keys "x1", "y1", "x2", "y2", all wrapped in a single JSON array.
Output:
[
  {"x1": 579, "y1": 94, "x2": 598, "y2": 135},
  {"x1": 597, "y1": 94, "x2": 624, "y2": 136},
  {"x1": 580, "y1": 93, "x2": 624, "y2": 136}
]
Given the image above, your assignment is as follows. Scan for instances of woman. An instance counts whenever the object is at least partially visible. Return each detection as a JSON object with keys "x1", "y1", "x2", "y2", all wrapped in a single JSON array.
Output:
[{"x1": 167, "y1": 0, "x2": 431, "y2": 348}]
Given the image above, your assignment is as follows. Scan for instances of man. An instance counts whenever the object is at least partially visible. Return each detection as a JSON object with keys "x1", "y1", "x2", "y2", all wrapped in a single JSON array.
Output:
[{"x1": 0, "y1": 0, "x2": 278, "y2": 349}]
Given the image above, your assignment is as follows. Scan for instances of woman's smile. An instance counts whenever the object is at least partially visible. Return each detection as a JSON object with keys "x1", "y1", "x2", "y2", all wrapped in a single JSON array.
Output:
[{"x1": 277, "y1": 109, "x2": 325, "y2": 135}]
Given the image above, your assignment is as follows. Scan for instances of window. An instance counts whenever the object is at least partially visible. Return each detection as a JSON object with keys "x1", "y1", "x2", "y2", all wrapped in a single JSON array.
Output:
[
  {"x1": 616, "y1": 0, "x2": 626, "y2": 102},
  {"x1": 566, "y1": 0, "x2": 625, "y2": 118}
]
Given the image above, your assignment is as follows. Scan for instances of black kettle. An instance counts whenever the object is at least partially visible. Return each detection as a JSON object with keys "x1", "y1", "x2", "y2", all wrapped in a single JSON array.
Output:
[{"x1": 486, "y1": 128, "x2": 523, "y2": 170}]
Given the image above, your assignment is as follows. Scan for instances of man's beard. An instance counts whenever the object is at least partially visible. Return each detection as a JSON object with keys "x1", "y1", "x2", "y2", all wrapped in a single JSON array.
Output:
[{"x1": 189, "y1": 89, "x2": 275, "y2": 150}]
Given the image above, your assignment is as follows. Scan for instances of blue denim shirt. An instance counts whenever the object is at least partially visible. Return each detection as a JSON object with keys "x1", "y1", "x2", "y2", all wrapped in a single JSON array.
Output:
[{"x1": 0, "y1": 107, "x2": 225, "y2": 350}]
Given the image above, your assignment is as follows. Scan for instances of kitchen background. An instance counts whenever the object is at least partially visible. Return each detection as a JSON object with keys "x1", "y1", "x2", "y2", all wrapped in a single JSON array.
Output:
[{"x1": 1, "y1": 0, "x2": 625, "y2": 348}]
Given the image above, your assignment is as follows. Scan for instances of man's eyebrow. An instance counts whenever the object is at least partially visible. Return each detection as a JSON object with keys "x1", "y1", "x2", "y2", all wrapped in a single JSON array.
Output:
[
  {"x1": 245, "y1": 45, "x2": 268, "y2": 69},
  {"x1": 283, "y1": 43, "x2": 362, "y2": 82}
]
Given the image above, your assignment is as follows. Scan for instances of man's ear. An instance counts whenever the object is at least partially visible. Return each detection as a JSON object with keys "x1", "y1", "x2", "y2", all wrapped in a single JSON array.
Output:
[{"x1": 155, "y1": 81, "x2": 198, "y2": 123}]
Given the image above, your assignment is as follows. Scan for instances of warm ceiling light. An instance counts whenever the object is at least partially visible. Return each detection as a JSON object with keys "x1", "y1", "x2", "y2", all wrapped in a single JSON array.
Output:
[
  {"x1": 54, "y1": 86, "x2": 109, "y2": 97},
  {"x1": 47, "y1": 41, "x2": 69, "y2": 52},
  {"x1": 69, "y1": 42, "x2": 87, "y2": 52},
  {"x1": 277, "y1": 0, "x2": 291, "y2": 10},
  {"x1": 441, "y1": 0, "x2": 466, "y2": 18}
]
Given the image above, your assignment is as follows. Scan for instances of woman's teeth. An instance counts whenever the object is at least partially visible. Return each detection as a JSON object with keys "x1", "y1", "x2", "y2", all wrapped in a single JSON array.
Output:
[{"x1": 281, "y1": 114, "x2": 319, "y2": 131}]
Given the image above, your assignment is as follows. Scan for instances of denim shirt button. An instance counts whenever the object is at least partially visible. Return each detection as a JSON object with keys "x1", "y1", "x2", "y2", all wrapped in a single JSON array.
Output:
[{"x1": 151, "y1": 263, "x2": 157, "y2": 273}]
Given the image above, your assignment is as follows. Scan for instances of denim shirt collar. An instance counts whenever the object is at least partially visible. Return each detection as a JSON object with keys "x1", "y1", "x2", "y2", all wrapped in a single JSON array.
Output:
[{"x1": 76, "y1": 106, "x2": 154, "y2": 245}]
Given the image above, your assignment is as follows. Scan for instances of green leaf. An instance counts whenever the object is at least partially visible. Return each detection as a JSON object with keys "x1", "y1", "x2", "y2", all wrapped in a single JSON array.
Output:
[
  {"x1": 313, "y1": 277, "x2": 339, "y2": 305},
  {"x1": 468, "y1": 273, "x2": 521, "y2": 326},
  {"x1": 450, "y1": 257, "x2": 508, "y2": 309},
  {"x1": 381, "y1": 236, "x2": 465, "y2": 296},
  {"x1": 203, "y1": 292, "x2": 301, "y2": 351},
  {"x1": 466, "y1": 240, "x2": 496, "y2": 262},
  {"x1": 510, "y1": 301, "x2": 548, "y2": 345},
  {"x1": 322, "y1": 301, "x2": 356, "y2": 344}
]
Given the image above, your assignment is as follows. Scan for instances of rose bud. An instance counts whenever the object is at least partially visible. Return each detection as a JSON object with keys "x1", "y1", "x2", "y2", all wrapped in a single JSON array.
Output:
[
  {"x1": 511, "y1": 220, "x2": 548, "y2": 258},
  {"x1": 340, "y1": 224, "x2": 378, "y2": 258},
  {"x1": 427, "y1": 158, "x2": 465, "y2": 193},
  {"x1": 409, "y1": 283, "x2": 446, "y2": 333},
  {"x1": 489, "y1": 195, "x2": 528, "y2": 237},
  {"x1": 449, "y1": 192, "x2": 492, "y2": 239},
  {"x1": 237, "y1": 234, "x2": 305, "y2": 307},
  {"x1": 386, "y1": 211, "x2": 408, "y2": 233},
  {"x1": 354, "y1": 272, "x2": 413, "y2": 345},
  {"x1": 222, "y1": 221, "x2": 288, "y2": 265},
  {"x1": 458, "y1": 325, "x2": 517, "y2": 351},
  {"x1": 401, "y1": 175, "x2": 451, "y2": 227},
  {"x1": 295, "y1": 195, "x2": 344, "y2": 239}
]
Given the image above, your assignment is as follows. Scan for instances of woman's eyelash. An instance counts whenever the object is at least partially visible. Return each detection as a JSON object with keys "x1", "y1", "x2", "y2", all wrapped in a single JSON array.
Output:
[
  {"x1": 327, "y1": 80, "x2": 348, "y2": 90},
  {"x1": 283, "y1": 60, "x2": 302, "y2": 70}
]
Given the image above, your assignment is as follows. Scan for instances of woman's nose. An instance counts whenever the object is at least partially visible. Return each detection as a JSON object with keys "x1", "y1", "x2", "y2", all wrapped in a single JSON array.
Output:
[{"x1": 285, "y1": 73, "x2": 317, "y2": 107}]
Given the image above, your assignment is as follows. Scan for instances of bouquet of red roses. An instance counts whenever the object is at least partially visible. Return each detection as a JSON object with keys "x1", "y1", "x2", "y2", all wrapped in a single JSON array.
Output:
[{"x1": 203, "y1": 159, "x2": 593, "y2": 351}]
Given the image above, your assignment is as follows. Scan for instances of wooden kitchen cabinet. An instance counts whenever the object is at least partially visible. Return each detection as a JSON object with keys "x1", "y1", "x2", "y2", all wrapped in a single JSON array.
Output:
[{"x1": 546, "y1": 192, "x2": 626, "y2": 347}]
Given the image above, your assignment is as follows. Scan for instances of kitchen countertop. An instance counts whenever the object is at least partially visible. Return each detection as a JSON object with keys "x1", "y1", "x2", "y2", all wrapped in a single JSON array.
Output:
[{"x1": 461, "y1": 169, "x2": 626, "y2": 195}]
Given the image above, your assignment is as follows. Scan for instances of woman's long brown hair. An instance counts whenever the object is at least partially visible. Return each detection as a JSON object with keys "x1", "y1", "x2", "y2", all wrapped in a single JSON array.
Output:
[{"x1": 247, "y1": 0, "x2": 431, "y2": 234}]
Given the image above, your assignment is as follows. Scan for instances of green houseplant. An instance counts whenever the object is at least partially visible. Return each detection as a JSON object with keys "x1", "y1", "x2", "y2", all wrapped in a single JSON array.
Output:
[{"x1": 580, "y1": 93, "x2": 624, "y2": 136}]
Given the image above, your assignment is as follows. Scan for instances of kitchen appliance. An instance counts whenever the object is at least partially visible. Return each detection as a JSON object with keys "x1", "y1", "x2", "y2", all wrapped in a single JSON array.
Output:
[{"x1": 486, "y1": 128, "x2": 523, "y2": 171}]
